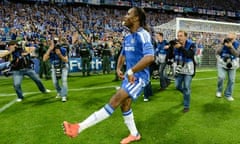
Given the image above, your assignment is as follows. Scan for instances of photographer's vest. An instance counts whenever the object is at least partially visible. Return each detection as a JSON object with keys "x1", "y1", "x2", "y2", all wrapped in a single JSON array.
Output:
[
  {"x1": 156, "y1": 40, "x2": 168, "y2": 63},
  {"x1": 49, "y1": 47, "x2": 67, "y2": 78},
  {"x1": 61, "y1": 43, "x2": 70, "y2": 55},
  {"x1": 49, "y1": 47, "x2": 67, "y2": 65},
  {"x1": 218, "y1": 41, "x2": 239, "y2": 69},
  {"x1": 11, "y1": 50, "x2": 33, "y2": 70},
  {"x1": 174, "y1": 40, "x2": 195, "y2": 75}
]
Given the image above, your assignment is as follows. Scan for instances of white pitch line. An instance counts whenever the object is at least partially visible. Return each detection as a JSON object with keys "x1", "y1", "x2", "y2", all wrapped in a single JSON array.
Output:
[
  {"x1": 193, "y1": 77, "x2": 217, "y2": 80},
  {"x1": 0, "y1": 86, "x2": 116, "y2": 97},
  {"x1": 0, "y1": 76, "x2": 218, "y2": 113},
  {"x1": 0, "y1": 86, "x2": 117, "y2": 113},
  {"x1": 0, "y1": 77, "x2": 217, "y2": 97},
  {"x1": 0, "y1": 99, "x2": 17, "y2": 113},
  {"x1": 0, "y1": 91, "x2": 40, "y2": 97}
]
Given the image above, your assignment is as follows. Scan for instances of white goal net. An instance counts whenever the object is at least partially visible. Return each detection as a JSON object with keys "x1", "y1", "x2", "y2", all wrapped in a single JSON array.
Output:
[
  {"x1": 153, "y1": 17, "x2": 240, "y2": 67},
  {"x1": 153, "y1": 17, "x2": 240, "y2": 48}
]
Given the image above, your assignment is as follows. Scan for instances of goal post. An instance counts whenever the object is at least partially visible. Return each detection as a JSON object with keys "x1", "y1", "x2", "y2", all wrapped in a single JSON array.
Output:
[
  {"x1": 153, "y1": 17, "x2": 240, "y2": 67},
  {"x1": 175, "y1": 17, "x2": 240, "y2": 37},
  {"x1": 154, "y1": 17, "x2": 240, "y2": 39}
]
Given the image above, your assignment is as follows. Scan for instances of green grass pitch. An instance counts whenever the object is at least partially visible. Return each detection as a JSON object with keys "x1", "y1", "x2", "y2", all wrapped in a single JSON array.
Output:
[{"x1": 1, "y1": 69, "x2": 240, "y2": 144}]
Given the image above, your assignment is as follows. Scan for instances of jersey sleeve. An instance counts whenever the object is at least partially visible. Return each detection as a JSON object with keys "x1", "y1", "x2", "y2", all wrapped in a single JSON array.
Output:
[{"x1": 141, "y1": 32, "x2": 154, "y2": 56}]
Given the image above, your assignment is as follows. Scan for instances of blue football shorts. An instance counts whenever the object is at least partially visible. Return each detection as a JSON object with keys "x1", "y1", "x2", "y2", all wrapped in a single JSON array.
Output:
[{"x1": 121, "y1": 77, "x2": 147, "y2": 100}]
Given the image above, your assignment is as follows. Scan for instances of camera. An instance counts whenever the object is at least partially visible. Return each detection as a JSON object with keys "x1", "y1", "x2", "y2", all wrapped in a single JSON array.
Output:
[
  {"x1": 223, "y1": 38, "x2": 232, "y2": 44},
  {"x1": 54, "y1": 64, "x2": 62, "y2": 79},
  {"x1": 53, "y1": 37, "x2": 59, "y2": 45},
  {"x1": 54, "y1": 44, "x2": 61, "y2": 51},
  {"x1": 175, "y1": 65, "x2": 182, "y2": 74},
  {"x1": 15, "y1": 41, "x2": 23, "y2": 51},
  {"x1": 2, "y1": 68, "x2": 12, "y2": 77},
  {"x1": 53, "y1": 37, "x2": 61, "y2": 51},
  {"x1": 223, "y1": 55, "x2": 232, "y2": 69},
  {"x1": 169, "y1": 39, "x2": 179, "y2": 47}
]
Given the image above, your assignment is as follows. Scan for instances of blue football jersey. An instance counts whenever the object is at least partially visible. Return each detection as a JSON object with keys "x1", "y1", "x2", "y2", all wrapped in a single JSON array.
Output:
[{"x1": 121, "y1": 27, "x2": 154, "y2": 83}]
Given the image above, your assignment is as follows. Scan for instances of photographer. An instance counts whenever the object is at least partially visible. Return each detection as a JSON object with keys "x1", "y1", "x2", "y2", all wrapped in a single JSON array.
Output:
[
  {"x1": 79, "y1": 42, "x2": 91, "y2": 76},
  {"x1": 173, "y1": 30, "x2": 196, "y2": 113},
  {"x1": 43, "y1": 38, "x2": 69, "y2": 102},
  {"x1": 0, "y1": 46, "x2": 12, "y2": 75},
  {"x1": 35, "y1": 39, "x2": 51, "y2": 80},
  {"x1": 154, "y1": 32, "x2": 171, "y2": 91},
  {"x1": 215, "y1": 32, "x2": 240, "y2": 101},
  {"x1": 6, "y1": 40, "x2": 50, "y2": 102},
  {"x1": 101, "y1": 42, "x2": 112, "y2": 74}
]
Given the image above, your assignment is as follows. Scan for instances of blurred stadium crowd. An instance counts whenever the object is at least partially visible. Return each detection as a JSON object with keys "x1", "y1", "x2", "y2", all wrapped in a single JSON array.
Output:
[{"x1": 0, "y1": 0, "x2": 239, "y2": 73}]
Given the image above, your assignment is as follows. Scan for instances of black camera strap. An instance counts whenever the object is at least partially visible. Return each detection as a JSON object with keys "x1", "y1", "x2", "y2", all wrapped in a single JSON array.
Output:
[{"x1": 52, "y1": 49, "x2": 64, "y2": 79}]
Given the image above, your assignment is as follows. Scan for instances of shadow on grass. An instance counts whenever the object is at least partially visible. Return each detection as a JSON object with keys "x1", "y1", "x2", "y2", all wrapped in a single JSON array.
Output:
[
  {"x1": 200, "y1": 98, "x2": 233, "y2": 124},
  {"x1": 201, "y1": 98, "x2": 232, "y2": 114},
  {"x1": 137, "y1": 103, "x2": 183, "y2": 143},
  {"x1": 80, "y1": 95, "x2": 107, "y2": 109},
  {"x1": 21, "y1": 93, "x2": 58, "y2": 106}
]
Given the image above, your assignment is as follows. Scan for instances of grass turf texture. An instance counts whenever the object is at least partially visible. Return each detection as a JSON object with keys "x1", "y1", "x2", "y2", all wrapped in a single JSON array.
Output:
[{"x1": 1, "y1": 69, "x2": 240, "y2": 144}]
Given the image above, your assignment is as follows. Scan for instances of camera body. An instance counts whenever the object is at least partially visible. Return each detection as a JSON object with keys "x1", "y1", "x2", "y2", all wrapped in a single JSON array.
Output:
[
  {"x1": 223, "y1": 38, "x2": 232, "y2": 44},
  {"x1": 2, "y1": 68, "x2": 12, "y2": 77},
  {"x1": 53, "y1": 44, "x2": 61, "y2": 51},
  {"x1": 169, "y1": 39, "x2": 179, "y2": 47},
  {"x1": 53, "y1": 37, "x2": 59, "y2": 45},
  {"x1": 15, "y1": 41, "x2": 23, "y2": 51},
  {"x1": 175, "y1": 65, "x2": 182, "y2": 74},
  {"x1": 223, "y1": 55, "x2": 233, "y2": 69},
  {"x1": 54, "y1": 64, "x2": 62, "y2": 79},
  {"x1": 53, "y1": 37, "x2": 61, "y2": 51}
]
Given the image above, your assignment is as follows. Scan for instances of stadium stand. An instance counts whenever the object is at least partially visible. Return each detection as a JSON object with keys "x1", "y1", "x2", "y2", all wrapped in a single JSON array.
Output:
[{"x1": 0, "y1": 0, "x2": 239, "y2": 71}]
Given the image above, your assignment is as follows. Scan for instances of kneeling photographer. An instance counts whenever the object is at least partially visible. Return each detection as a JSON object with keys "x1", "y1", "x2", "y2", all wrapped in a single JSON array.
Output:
[
  {"x1": 215, "y1": 32, "x2": 240, "y2": 101},
  {"x1": 43, "y1": 38, "x2": 69, "y2": 102},
  {"x1": 5, "y1": 40, "x2": 50, "y2": 102}
]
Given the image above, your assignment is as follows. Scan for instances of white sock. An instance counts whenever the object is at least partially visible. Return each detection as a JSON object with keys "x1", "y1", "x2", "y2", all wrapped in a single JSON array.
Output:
[
  {"x1": 123, "y1": 109, "x2": 139, "y2": 136},
  {"x1": 78, "y1": 104, "x2": 114, "y2": 133}
]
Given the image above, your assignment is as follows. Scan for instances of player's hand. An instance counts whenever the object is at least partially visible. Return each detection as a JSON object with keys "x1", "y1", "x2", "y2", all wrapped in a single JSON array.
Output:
[
  {"x1": 127, "y1": 74, "x2": 135, "y2": 84},
  {"x1": 126, "y1": 69, "x2": 135, "y2": 84},
  {"x1": 117, "y1": 69, "x2": 124, "y2": 80}
]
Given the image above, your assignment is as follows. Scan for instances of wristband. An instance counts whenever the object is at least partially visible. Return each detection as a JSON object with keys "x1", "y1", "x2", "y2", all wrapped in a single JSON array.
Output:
[{"x1": 127, "y1": 69, "x2": 134, "y2": 75}]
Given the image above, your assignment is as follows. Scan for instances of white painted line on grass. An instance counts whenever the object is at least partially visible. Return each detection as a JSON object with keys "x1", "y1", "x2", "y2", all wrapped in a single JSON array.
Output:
[
  {"x1": 194, "y1": 77, "x2": 217, "y2": 80},
  {"x1": 0, "y1": 76, "x2": 218, "y2": 113},
  {"x1": 0, "y1": 77, "x2": 217, "y2": 97},
  {"x1": 0, "y1": 91, "x2": 40, "y2": 97},
  {"x1": 0, "y1": 86, "x2": 116, "y2": 97},
  {"x1": 0, "y1": 99, "x2": 16, "y2": 113},
  {"x1": 0, "y1": 86, "x2": 117, "y2": 113}
]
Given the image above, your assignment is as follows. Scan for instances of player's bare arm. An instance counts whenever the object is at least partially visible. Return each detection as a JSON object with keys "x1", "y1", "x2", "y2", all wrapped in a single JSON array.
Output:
[
  {"x1": 131, "y1": 55, "x2": 154, "y2": 73},
  {"x1": 116, "y1": 55, "x2": 125, "y2": 80}
]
